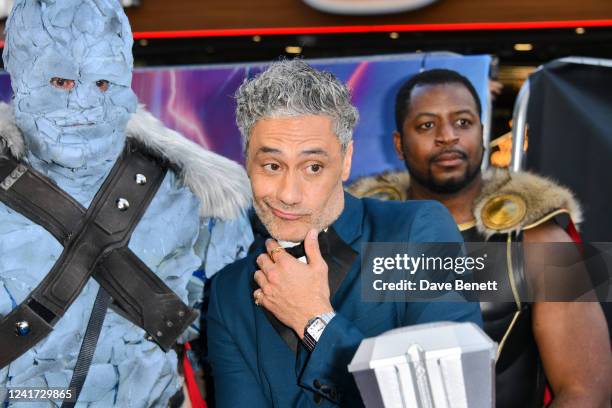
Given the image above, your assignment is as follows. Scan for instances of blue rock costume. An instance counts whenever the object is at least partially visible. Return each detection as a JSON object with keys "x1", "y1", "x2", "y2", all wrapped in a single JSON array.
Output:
[{"x1": 0, "y1": 1, "x2": 253, "y2": 406}]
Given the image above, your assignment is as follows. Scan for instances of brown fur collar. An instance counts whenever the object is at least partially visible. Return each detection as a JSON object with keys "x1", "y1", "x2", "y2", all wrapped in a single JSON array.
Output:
[{"x1": 346, "y1": 169, "x2": 582, "y2": 237}]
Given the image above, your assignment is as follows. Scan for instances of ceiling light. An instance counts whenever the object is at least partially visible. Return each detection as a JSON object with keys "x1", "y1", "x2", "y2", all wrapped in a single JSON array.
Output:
[
  {"x1": 285, "y1": 46, "x2": 303, "y2": 54},
  {"x1": 513, "y1": 43, "x2": 533, "y2": 52}
]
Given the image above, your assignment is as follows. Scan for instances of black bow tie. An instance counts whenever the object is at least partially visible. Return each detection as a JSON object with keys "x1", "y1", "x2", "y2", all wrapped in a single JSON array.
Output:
[
  {"x1": 250, "y1": 211, "x2": 333, "y2": 259},
  {"x1": 282, "y1": 230, "x2": 332, "y2": 259}
]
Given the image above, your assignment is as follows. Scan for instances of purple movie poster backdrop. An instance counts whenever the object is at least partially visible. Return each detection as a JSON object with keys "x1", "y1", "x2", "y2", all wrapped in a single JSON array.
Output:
[
  {"x1": 132, "y1": 66, "x2": 248, "y2": 164},
  {"x1": 0, "y1": 54, "x2": 490, "y2": 179}
]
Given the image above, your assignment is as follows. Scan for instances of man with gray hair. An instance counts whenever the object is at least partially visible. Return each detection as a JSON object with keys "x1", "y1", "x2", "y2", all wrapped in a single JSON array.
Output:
[
  {"x1": 207, "y1": 60, "x2": 482, "y2": 407},
  {"x1": 0, "y1": 1, "x2": 252, "y2": 406}
]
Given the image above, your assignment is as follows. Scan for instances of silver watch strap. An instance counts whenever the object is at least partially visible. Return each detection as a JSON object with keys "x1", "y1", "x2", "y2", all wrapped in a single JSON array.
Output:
[
  {"x1": 303, "y1": 311, "x2": 336, "y2": 352},
  {"x1": 318, "y1": 311, "x2": 336, "y2": 325}
]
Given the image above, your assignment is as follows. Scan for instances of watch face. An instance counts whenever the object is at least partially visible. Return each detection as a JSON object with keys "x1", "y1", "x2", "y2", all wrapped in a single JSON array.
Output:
[{"x1": 307, "y1": 318, "x2": 327, "y2": 341}]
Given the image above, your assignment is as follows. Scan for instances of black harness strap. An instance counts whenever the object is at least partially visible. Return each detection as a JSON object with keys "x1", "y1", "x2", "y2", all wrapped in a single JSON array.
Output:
[
  {"x1": 95, "y1": 247, "x2": 197, "y2": 345},
  {"x1": 61, "y1": 286, "x2": 111, "y2": 408},
  {"x1": 0, "y1": 143, "x2": 196, "y2": 368},
  {"x1": 0, "y1": 151, "x2": 196, "y2": 351},
  {"x1": 0, "y1": 160, "x2": 81, "y2": 244}
]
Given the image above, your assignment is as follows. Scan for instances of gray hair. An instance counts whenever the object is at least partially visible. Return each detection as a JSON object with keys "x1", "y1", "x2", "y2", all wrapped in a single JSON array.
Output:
[{"x1": 236, "y1": 59, "x2": 359, "y2": 153}]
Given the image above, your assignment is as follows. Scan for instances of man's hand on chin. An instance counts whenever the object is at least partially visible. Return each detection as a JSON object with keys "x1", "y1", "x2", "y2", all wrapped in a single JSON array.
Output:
[{"x1": 253, "y1": 229, "x2": 334, "y2": 339}]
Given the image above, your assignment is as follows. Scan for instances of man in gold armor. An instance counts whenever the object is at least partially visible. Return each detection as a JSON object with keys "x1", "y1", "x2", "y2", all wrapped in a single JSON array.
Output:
[{"x1": 347, "y1": 69, "x2": 611, "y2": 408}]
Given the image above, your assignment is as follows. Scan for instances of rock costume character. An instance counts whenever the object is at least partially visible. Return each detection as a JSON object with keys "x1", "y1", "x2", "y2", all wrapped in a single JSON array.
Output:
[
  {"x1": 347, "y1": 168, "x2": 582, "y2": 407},
  {"x1": 0, "y1": 1, "x2": 252, "y2": 406}
]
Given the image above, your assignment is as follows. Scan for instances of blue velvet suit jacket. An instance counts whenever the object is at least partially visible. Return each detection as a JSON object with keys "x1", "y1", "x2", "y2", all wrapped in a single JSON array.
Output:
[{"x1": 207, "y1": 193, "x2": 482, "y2": 407}]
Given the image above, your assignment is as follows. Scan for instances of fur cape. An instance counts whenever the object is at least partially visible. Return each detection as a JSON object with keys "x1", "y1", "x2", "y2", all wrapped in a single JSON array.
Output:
[
  {"x1": 347, "y1": 169, "x2": 582, "y2": 238},
  {"x1": 0, "y1": 103, "x2": 251, "y2": 220}
]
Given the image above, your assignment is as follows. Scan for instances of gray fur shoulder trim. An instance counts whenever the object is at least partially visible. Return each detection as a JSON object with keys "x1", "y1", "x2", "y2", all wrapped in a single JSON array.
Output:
[
  {"x1": 125, "y1": 105, "x2": 251, "y2": 220},
  {"x1": 0, "y1": 102, "x2": 251, "y2": 220}
]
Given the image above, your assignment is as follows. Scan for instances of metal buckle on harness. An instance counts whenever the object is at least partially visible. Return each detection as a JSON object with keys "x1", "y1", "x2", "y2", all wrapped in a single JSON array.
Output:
[{"x1": 0, "y1": 163, "x2": 27, "y2": 191}]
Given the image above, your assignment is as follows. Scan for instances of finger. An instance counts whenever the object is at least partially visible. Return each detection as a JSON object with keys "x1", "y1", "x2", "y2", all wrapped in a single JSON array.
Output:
[
  {"x1": 254, "y1": 269, "x2": 269, "y2": 289},
  {"x1": 257, "y1": 292, "x2": 269, "y2": 310},
  {"x1": 253, "y1": 288, "x2": 263, "y2": 306},
  {"x1": 254, "y1": 288, "x2": 271, "y2": 310},
  {"x1": 304, "y1": 229, "x2": 324, "y2": 267},
  {"x1": 265, "y1": 239, "x2": 279, "y2": 254},
  {"x1": 265, "y1": 239, "x2": 292, "y2": 264},
  {"x1": 256, "y1": 253, "x2": 275, "y2": 272}
]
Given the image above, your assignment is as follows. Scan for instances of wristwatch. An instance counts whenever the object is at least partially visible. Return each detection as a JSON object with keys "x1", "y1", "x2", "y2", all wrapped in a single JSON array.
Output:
[{"x1": 302, "y1": 311, "x2": 336, "y2": 352}]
